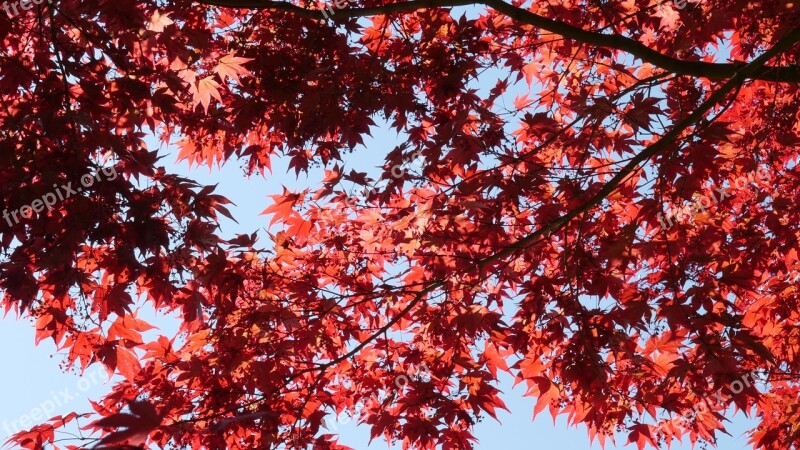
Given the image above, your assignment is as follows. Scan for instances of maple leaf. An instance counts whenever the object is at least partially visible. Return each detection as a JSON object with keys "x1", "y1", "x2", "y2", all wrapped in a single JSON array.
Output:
[
  {"x1": 626, "y1": 425, "x2": 658, "y2": 450},
  {"x1": 147, "y1": 11, "x2": 174, "y2": 33},
  {"x1": 192, "y1": 76, "x2": 223, "y2": 113},
  {"x1": 655, "y1": 2, "x2": 681, "y2": 31},
  {"x1": 88, "y1": 401, "x2": 162, "y2": 447},
  {"x1": 214, "y1": 53, "x2": 253, "y2": 84}
]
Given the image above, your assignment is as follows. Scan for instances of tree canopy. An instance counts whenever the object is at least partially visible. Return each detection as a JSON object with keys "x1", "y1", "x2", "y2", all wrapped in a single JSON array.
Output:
[{"x1": 3, "y1": 0, "x2": 800, "y2": 449}]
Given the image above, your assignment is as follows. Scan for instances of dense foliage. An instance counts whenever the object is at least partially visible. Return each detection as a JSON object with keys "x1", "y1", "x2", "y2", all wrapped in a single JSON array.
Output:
[{"x1": 3, "y1": 0, "x2": 800, "y2": 449}]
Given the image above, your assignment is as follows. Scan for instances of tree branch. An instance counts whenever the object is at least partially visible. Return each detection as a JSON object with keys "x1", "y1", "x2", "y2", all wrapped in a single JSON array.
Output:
[
  {"x1": 192, "y1": 0, "x2": 800, "y2": 82},
  {"x1": 310, "y1": 25, "x2": 800, "y2": 377},
  {"x1": 479, "y1": 23, "x2": 800, "y2": 267}
]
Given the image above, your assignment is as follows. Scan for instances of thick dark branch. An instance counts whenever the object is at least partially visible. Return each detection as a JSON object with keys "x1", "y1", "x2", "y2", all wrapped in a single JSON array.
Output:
[
  {"x1": 479, "y1": 24, "x2": 800, "y2": 267},
  {"x1": 192, "y1": 0, "x2": 800, "y2": 82},
  {"x1": 483, "y1": 0, "x2": 800, "y2": 82}
]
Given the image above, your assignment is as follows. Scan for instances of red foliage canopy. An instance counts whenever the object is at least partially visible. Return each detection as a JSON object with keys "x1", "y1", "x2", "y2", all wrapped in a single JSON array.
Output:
[{"x1": 3, "y1": 0, "x2": 800, "y2": 449}]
